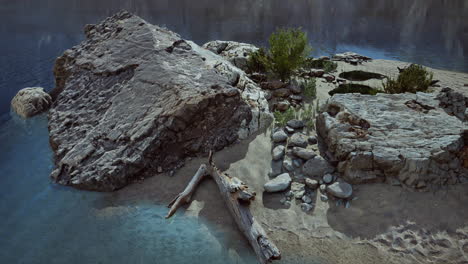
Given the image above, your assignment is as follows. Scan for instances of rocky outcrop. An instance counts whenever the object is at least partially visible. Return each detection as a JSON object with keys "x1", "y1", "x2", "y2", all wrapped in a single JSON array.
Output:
[
  {"x1": 317, "y1": 92, "x2": 468, "y2": 189},
  {"x1": 48, "y1": 11, "x2": 271, "y2": 191},
  {"x1": 202, "y1": 40, "x2": 258, "y2": 72},
  {"x1": 11, "y1": 87, "x2": 52, "y2": 118}
]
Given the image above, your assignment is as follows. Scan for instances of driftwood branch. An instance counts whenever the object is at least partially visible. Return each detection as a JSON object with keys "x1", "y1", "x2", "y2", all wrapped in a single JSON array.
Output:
[{"x1": 166, "y1": 152, "x2": 281, "y2": 264}]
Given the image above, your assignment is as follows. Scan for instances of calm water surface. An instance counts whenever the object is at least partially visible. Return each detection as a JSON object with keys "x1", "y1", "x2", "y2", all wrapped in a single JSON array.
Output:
[{"x1": 0, "y1": 1, "x2": 467, "y2": 263}]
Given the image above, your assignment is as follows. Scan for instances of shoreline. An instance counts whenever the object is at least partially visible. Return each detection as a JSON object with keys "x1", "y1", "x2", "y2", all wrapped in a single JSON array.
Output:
[{"x1": 103, "y1": 56, "x2": 468, "y2": 263}]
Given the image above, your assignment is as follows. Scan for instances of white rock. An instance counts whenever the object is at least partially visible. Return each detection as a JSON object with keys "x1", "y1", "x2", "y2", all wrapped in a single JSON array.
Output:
[
  {"x1": 11, "y1": 87, "x2": 52, "y2": 118},
  {"x1": 264, "y1": 173, "x2": 291, "y2": 192},
  {"x1": 326, "y1": 181, "x2": 353, "y2": 199}
]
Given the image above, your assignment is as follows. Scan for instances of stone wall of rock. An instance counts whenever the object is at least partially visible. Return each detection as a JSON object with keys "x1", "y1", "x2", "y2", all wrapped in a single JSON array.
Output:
[
  {"x1": 48, "y1": 11, "x2": 271, "y2": 191},
  {"x1": 316, "y1": 92, "x2": 468, "y2": 189}
]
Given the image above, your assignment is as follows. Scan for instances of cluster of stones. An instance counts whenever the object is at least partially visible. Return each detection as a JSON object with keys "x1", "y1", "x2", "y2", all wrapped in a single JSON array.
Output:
[
  {"x1": 258, "y1": 80, "x2": 305, "y2": 112},
  {"x1": 263, "y1": 119, "x2": 353, "y2": 212}
]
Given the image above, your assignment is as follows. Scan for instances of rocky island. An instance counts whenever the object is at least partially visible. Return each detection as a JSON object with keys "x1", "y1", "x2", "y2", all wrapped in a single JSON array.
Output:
[{"x1": 10, "y1": 10, "x2": 468, "y2": 264}]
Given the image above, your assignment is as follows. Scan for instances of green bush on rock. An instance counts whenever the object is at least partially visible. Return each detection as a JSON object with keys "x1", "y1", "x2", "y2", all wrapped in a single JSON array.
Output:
[
  {"x1": 383, "y1": 64, "x2": 434, "y2": 94},
  {"x1": 247, "y1": 28, "x2": 311, "y2": 81},
  {"x1": 274, "y1": 107, "x2": 296, "y2": 127},
  {"x1": 305, "y1": 58, "x2": 337, "y2": 73},
  {"x1": 303, "y1": 78, "x2": 317, "y2": 99},
  {"x1": 246, "y1": 48, "x2": 268, "y2": 73}
]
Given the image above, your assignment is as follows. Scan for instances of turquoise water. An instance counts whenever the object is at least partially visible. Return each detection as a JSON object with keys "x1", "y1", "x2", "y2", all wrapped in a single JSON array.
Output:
[{"x1": 0, "y1": 113, "x2": 257, "y2": 264}]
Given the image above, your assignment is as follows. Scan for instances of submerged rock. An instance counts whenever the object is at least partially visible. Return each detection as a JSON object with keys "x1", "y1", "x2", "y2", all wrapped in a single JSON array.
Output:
[
  {"x1": 11, "y1": 87, "x2": 52, "y2": 118},
  {"x1": 317, "y1": 92, "x2": 467, "y2": 188},
  {"x1": 48, "y1": 12, "x2": 271, "y2": 191}
]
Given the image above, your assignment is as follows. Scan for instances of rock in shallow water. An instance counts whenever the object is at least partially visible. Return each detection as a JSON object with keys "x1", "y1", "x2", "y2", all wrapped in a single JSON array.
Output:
[
  {"x1": 264, "y1": 173, "x2": 291, "y2": 192},
  {"x1": 47, "y1": 11, "x2": 271, "y2": 191},
  {"x1": 11, "y1": 87, "x2": 52, "y2": 118}
]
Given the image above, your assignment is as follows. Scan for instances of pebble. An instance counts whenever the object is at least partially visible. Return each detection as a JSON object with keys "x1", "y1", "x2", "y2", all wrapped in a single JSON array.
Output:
[
  {"x1": 285, "y1": 126, "x2": 295, "y2": 133},
  {"x1": 320, "y1": 194, "x2": 328, "y2": 202},
  {"x1": 283, "y1": 157, "x2": 294, "y2": 172},
  {"x1": 301, "y1": 203, "x2": 314, "y2": 212},
  {"x1": 289, "y1": 133, "x2": 308, "y2": 148},
  {"x1": 292, "y1": 147, "x2": 316, "y2": 160},
  {"x1": 272, "y1": 145, "x2": 285, "y2": 161},
  {"x1": 302, "y1": 195, "x2": 313, "y2": 204},
  {"x1": 319, "y1": 184, "x2": 327, "y2": 193},
  {"x1": 292, "y1": 159, "x2": 303, "y2": 168},
  {"x1": 272, "y1": 130, "x2": 288, "y2": 143},
  {"x1": 305, "y1": 178, "x2": 319, "y2": 189},
  {"x1": 323, "y1": 174, "x2": 334, "y2": 184},
  {"x1": 264, "y1": 173, "x2": 291, "y2": 192},
  {"x1": 326, "y1": 181, "x2": 353, "y2": 199},
  {"x1": 287, "y1": 119, "x2": 305, "y2": 129}
]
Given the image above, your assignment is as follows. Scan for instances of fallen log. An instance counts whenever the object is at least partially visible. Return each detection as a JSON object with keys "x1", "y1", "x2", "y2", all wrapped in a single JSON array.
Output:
[{"x1": 166, "y1": 152, "x2": 281, "y2": 264}]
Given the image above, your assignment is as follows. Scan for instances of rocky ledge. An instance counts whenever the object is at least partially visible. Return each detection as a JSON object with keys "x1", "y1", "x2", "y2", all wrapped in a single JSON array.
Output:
[
  {"x1": 48, "y1": 11, "x2": 271, "y2": 191},
  {"x1": 317, "y1": 89, "x2": 468, "y2": 189}
]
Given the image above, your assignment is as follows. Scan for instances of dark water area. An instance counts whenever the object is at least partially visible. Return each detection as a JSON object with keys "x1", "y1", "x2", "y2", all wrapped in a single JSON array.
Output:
[
  {"x1": 0, "y1": 114, "x2": 258, "y2": 264},
  {"x1": 1, "y1": 0, "x2": 468, "y2": 117}
]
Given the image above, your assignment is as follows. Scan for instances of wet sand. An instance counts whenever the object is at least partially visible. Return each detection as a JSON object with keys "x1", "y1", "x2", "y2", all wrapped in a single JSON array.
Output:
[{"x1": 100, "y1": 59, "x2": 468, "y2": 264}]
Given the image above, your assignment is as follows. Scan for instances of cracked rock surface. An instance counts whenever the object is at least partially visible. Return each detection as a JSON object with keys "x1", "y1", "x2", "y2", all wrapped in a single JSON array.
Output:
[
  {"x1": 317, "y1": 92, "x2": 468, "y2": 188},
  {"x1": 48, "y1": 11, "x2": 271, "y2": 191}
]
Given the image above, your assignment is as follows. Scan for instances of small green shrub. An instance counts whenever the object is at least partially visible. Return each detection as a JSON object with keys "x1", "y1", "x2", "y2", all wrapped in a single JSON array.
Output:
[
  {"x1": 322, "y1": 61, "x2": 337, "y2": 73},
  {"x1": 246, "y1": 48, "x2": 268, "y2": 73},
  {"x1": 329, "y1": 84, "x2": 380, "y2": 96},
  {"x1": 301, "y1": 104, "x2": 315, "y2": 130},
  {"x1": 305, "y1": 58, "x2": 337, "y2": 73},
  {"x1": 266, "y1": 28, "x2": 312, "y2": 81},
  {"x1": 273, "y1": 107, "x2": 296, "y2": 127},
  {"x1": 303, "y1": 78, "x2": 317, "y2": 99},
  {"x1": 383, "y1": 64, "x2": 433, "y2": 94}
]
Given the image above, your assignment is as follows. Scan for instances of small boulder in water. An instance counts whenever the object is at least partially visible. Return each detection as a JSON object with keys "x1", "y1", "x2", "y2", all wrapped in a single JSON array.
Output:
[{"x1": 11, "y1": 87, "x2": 52, "y2": 118}]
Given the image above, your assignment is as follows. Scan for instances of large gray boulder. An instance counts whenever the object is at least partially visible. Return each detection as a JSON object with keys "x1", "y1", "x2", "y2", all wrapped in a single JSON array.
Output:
[
  {"x1": 317, "y1": 92, "x2": 468, "y2": 188},
  {"x1": 11, "y1": 87, "x2": 52, "y2": 118},
  {"x1": 48, "y1": 12, "x2": 271, "y2": 191}
]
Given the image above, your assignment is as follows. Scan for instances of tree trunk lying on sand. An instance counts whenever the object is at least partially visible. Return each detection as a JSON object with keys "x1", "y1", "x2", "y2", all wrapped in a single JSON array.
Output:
[{"x1": 166, "y1": 152, "x2": 281, "y2": 264}]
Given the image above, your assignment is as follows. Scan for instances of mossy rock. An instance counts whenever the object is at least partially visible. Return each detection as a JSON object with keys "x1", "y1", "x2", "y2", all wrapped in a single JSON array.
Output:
[
  {"x1": 338, "y1": 70, "x2": 386, "y2": 81},
  {"x1": 329, "y1": 84, "x2": 380, "y2": 96}
]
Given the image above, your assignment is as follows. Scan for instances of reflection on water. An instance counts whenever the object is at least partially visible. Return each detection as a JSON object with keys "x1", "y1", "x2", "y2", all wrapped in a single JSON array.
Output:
[
  {"x1": 1, "y1": 0, "x2": 467, "y2": 115},
  {"x1": 0, "y1": 113, "x2": 256, "y2": 264}
]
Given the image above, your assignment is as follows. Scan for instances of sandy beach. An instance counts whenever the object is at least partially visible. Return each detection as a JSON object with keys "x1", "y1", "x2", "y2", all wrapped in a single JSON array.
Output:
[{"x1": 93, "y1": 59, "x2": 468, "y2": 264}]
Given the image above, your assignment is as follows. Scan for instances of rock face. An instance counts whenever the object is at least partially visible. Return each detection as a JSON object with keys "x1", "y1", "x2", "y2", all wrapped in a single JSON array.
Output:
[
  {"x1": 48, "y1": 12, "x2": 271, "y2": 191},
  {"x1": 11, "y1": 87, "x2": 52, "y2": 118},
  {"x1": 317, "y1": 92, "x2": 468, "y2": 188},
  {"x1": 202, "y1": 41, "x2": 258, "y2": 72}
]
